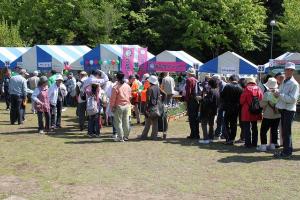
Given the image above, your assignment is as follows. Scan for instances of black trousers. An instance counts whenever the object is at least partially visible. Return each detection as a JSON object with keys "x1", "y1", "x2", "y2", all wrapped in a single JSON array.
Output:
[
  {"x1": 201, "y1": 115, "x2": 215, "y2": 140},
  {"x1": 280, "y1": 110, "x2": 295, "y2": 155},
  {"x1": 187, "y1": 98, "x2": 200, "y2": 138},
  {"x1": 224, "y1": 110, "x2": 239, "y2": 142},
  {"x1": 244, "y1": 121, "x2": 258, "y2": 147},
  {"x1": 77, "y1": 102, "x2": 86, "y2": 130},
  {"x1": 4, "y1": 91, "x2": 10, "y2": 109},
  {"x1": 50, "y1": 100, "x2": 62, "y2": 127},
  {"x1": 260, "y1": 118, "x2": 280, "y2": 145},
  {"x1": 37, "y1": 111, "x2": 50, "y2": 131},
  {"x1": 10, "y1": 94, "x2": 24, "y2": 124}
]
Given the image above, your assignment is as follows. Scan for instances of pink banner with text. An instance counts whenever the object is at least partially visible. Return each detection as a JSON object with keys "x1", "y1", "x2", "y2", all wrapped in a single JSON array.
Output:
[
  {"x1": 121, "y1": 47, "x2": 135, "y2": 77},
  {"x1": 148, "y1": 61, "x2": 187, "y2": 72}
]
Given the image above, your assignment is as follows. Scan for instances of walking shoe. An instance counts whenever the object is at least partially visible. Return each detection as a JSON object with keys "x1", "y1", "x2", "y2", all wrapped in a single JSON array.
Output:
[
  {"x1": 87, "y1": 133, "x2": 93, "y2": 138},
  {"x1": 38, "y1": 130, "x2": 44, "y2": 134},
  {"x1": 111, "y1": 134, "x2": 118, "y2": 139},
  {"x1": 256, "y1": 145, "x2": 267, "y2": 152},
  {"x1": 94, "y1": 134, "x2": 100, "y2": 138},
  {"x1": 163, "y1": 133, "x2": 167, "y2": 140},
  {"x1": 267, "y1": 144, "x2": 276, "y2": 150},
  {"x1": 235, "y1": 139, "x2": 245, "y2": 144},
  {"x1": 199, "y1": 140, "x2": 210, "y2": 144},
  {"x1": 123, "y1": 137, "x2": 129, "y2": 141}
]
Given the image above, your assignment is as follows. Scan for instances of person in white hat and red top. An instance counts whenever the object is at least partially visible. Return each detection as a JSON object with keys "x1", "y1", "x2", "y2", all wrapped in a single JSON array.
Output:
[
  {"x1": 185, "y1": 68, "x2": 200, "y2": 139},
  {"x1": 48, "y1": 74, "x2": 67, "y2": 129},
  {"x1": 274, "y1": 62, "x2": 299, "y2": 158},
  {"x1": 257, "y1": 77, "x2": 281, "y2": 151},
  {"x1": 240, "y1": 77, "x2": 263, "y2": 148}
]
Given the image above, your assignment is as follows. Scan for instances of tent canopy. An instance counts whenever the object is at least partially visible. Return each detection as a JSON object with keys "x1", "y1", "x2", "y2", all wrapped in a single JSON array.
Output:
[
  {"x1": 0, "y1": 47, "x2": 30, "y2": 68},
  {"x1": 83, "y1": 44, "x2": 155, "y2": 72},
  {"x1": 264, "y1": 52, "x2": 300, "y2": 68},
  {"x1": 199, "y1": 51, "x2": 258, "y2": 75},
  {"x1": 150, "y1": 50, "x2": 202, "y2": 69},
  {"x1": 11, "y1": 45, "x2": 91, "y2": 72}
]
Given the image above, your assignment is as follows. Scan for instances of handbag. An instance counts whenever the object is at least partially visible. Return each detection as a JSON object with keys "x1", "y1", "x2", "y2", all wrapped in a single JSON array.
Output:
[{"x1": 148, "y1": 105, "x2": 161, "y2": 119}]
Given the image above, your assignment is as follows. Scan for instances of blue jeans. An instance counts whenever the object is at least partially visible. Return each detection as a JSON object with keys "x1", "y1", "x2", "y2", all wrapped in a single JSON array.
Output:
[
  {"x1": 215, "y1": 107, "x2": 225, "y2": 136},
  {"x1": 88, "y1": 113, "x2": 100, "y2": 135},
  {"x1": 111, "y1": 116, "x2": 117, "y2": 135},
  {"x1": 280, "y1": 110, "x2": 295, "y2": 155}
]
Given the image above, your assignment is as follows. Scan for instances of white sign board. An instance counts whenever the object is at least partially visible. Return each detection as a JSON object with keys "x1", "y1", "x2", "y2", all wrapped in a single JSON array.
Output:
[
  {"x1": 38, "y1": 62, "x2": 52, "y2": 68},
  {"x1": 220, "y1": 66, "x2": 238, "y2": 74},
  {"x1": 257, "y1": 65, "x2": 265, "y2": 73}
]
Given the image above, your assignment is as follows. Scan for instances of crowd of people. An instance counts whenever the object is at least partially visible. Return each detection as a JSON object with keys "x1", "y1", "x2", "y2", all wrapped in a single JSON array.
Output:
[{"x1": 0, "y1": 61, "x2": 299, "y2": 158}]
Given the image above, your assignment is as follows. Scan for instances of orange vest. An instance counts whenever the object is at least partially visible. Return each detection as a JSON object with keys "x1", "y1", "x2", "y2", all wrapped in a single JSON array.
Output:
[{"x1": 141, "y1": 80, "x2": 150, "y2": 102}]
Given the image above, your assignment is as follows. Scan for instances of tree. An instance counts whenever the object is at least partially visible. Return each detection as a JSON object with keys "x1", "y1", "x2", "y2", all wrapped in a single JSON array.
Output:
[
  {"x1": 279, "y1": 0, "x2": 300, "y2": 51},
  {"x1": 0, "y1": 18, "x2": 24, "y2": 46}
]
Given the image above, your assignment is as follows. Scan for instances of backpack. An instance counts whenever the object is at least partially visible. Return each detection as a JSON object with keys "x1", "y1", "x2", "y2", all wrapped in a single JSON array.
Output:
[
  {"x1": 249, "y1": 95, "x2": 262, "y2": 115},
  {"x1": 86, "y1": 96, "x2": 99, "y2": 116}
]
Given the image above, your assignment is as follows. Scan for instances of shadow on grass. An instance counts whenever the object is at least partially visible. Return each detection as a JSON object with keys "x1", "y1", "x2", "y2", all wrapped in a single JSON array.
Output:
[
  {"x1": 0, "y1": 126, "x2": 37, "y2": 135},
  {"x1": 218, "y1": 154, "x2": 300, "y2": 163},
  {"x1": 164, "y1": 138, "x2": 260, "y2": 154}
]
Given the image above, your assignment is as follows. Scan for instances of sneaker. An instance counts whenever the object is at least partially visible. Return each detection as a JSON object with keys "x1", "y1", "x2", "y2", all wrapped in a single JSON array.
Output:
[
  {"x1": 199, "y1": 140, "x2": 210, "y2": 144},
  {"x1": 267, "y1": 144, "x2": 276, "y2": 150},
  {"x1": 111, "y1": 134, "x2": 118, "y2": 139},
  {"x1": 87, "y1": 133, "x2": 94, "y2": 138},
  {"x1": 38, "y1": 130, "x2": 44, "y2": 134},
  {"x1": 256, "y1": 145, "x2": 267, "y2": 152},
  {"x1": 94, "y1": 134, "x2": 100, "y2": 138},
  {"x1": 163, "y1": 133, "x2": 167, "y2": 140},
  {"x1": 123, "y1": 137, "x2": 129, "y2": 141},
  {"x1": 62, "y1": 108, "x2": 67, "y2": 112}
]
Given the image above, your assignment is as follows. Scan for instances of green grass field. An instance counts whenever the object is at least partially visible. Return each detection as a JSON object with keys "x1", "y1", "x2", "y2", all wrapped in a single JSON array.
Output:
[{"x1": 0, "y1": 102, "x2": 300, "y2": 200}]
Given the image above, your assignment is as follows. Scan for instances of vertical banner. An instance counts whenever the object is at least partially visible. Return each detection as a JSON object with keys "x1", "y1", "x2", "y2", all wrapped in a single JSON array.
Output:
[
  {"x1": 121, "y1": 47, "x2": 135, "y2": 77},
  {"x1": 137, "y1": 48, "x2": 148, "y2": 79}
]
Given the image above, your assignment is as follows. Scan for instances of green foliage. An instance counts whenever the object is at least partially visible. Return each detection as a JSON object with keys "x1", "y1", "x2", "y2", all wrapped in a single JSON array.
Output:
[
  {"x1": 279, "y1": 0, "x2": 300, "y2": 51},
  {"x1": 0, "y1": 18, "x2": 24, "y2": 46}
]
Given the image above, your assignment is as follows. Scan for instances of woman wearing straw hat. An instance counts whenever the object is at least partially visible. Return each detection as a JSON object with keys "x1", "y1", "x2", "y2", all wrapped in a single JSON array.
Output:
[
  {"x1": 240, "y1": 77, "x2": 263, "y2": 148},
  {"x1": 257, "y1": 78, "x2": 281, "y2": 151}
]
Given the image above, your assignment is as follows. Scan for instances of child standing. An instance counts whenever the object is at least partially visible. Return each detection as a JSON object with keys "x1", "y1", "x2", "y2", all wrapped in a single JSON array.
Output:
[
  {"x1": 31, "y1": 76, "x2": 50, "y2": 134},
  {"x1": 86, "y1": 83, "x2": 101, "y2": 137}
]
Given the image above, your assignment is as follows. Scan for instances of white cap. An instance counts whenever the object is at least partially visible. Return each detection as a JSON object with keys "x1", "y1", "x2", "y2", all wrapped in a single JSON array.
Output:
[
  {"x1": 33, "y1": 70, "x2": 39, "y2": 76},
  {"x1": 148, "y1": 75, "x2": 158, "y2": 85},
  {"x1": 285, "y1": 62, "x2": 296, "y2": 70},
  {"x1": 56, "y1": 74, "x2": 64, "y2": 81}
]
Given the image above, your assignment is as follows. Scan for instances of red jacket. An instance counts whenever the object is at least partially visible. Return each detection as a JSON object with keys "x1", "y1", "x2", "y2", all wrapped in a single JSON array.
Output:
[{"x1": 240, "y1": 83, "x2": 263, "y2": 121}]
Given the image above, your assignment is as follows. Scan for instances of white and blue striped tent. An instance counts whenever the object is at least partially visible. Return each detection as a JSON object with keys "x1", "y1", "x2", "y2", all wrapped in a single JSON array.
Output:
[
  {"x1": 11, "y1": 45, "x2": 91, "y2": 72},
  {"x1": 199, "y1": 51, "x2": 258, "y2": 75},
  {"x1": 82, "y1": 44, "x2": 155, "y2": 72},
  {"x1": 0, "y1": 47, "x2": 30, "y2": 68},
  {"x1": 149, "y1": 50, "x2": 203, "y2": 70}
]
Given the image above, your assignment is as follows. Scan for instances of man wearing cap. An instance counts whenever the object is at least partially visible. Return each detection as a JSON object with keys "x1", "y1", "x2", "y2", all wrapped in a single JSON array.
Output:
[
  {"x1": 76, "y1": 71, "x2": 88, "y2": 131},
  {"x1": 48, "y1": 74, "x2": 67, "y2": 129},
  {"x1": 274, "y1": 62, "x2": 299, "y2": 158},
  {"x1": 8, "y1": 69, "x2": 28, "y2": 124},
  {"x1": 185, "y1": 68, "x2": 200, "y2": 139}
]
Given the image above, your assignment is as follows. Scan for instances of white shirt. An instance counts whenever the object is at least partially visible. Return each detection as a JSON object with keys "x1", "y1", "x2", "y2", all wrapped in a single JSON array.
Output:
[
  {"x1": 77, "y1": 76, "x2": 88, "y2": 103},
  {"x1": 161, "y1": 75, "x2": 175, "y2": 95},
  {"x1": 276, "y1": 77, "x2": 299, "y2": 111},
  {"x1": 48, "y1": 83, "x2": 67, "y2": 106}
]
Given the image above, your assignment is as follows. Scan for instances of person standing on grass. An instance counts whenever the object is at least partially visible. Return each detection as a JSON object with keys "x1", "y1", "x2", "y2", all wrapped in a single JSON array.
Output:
[
  {"x1": 185, "y1": 68, "x2": 200, "y2": 140},
  {"x1": 199, "y1": 79, "x2": 219, "y2": 144},
  {"x1": 240, "y1": 77, "x2": 263, "y2": 148},
  {"x1": 161, "y1": 72, "x2": 175, "y2": 106},
  {"x1": 257, "y1": 78, "x2": 281, "y2": 151},
  {"x1": 140, "y1": 75, "x2": 161, "y2": 140},
  {"x1": 274, "y1": 72, "x2": 285, "y2": 147},
  {"x1": 2, "y1": 69, "x2": 11, "y2": 111},
  {"x1": 212, "y1": 74, "x2": 227, "y2": 139},
  {"x1": 128, "y1": 75, "x2": 141, "y2": 124},
  {"x1": 140, "y1": 73, "x2": 150, "y2": 125},
  {"x1": 221, "y1": 74, "x2": 243, "y2": 145},
  {"x1": 110, "y1": 72, "x2": 132, "y2": 142},
  {"x1": 76, "y1": 71, "x2": 88, "y2": 131},
  {"x1": 8, "y1": 69, "x2": 28, "y2": 125},
  {"x1": 274, "y1": 62, "x2": 299, "y2": 158},
  {"x1": 31, "y1": 76, "x2": 50, "y2": 134},
  {"x1": 65, "y1": 72, "x2": 77, "y2": 106},
  {"x1": 48, "y1": 74, "x2": 67, "y2": 129},
  {"x1": 28, "y1": 71, "x2": 40, "y2": 114}
]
